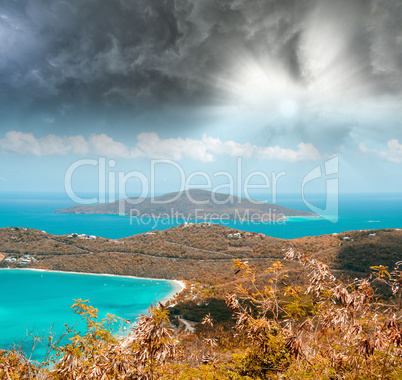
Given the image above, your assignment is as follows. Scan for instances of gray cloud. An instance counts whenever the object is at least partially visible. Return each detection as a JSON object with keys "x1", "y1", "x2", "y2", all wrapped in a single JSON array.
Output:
[{"x1": 0, "y1": 0, "x2": 401, "y2": 124}]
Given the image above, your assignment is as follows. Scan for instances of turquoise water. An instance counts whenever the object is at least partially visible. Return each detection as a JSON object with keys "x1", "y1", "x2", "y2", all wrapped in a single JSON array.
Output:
[
  {"x1": 0, "y1": 269, "x2": 181, "y2": 362},
  {"x1": 0, "y1": 192, "x2": 401, "y2": 239}
]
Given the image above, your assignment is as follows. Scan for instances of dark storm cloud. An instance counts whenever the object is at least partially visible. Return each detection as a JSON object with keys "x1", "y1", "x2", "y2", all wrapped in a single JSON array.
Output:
[
  {"x1": 0, "y1": 0, "x2": 401, "y2": 115},
  {"x1": 0, "y1": 0, "x2": 185, "y2": 107}
]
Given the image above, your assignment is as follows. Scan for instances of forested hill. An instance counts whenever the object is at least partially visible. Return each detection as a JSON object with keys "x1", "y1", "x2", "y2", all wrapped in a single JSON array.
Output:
[{"x1": 54, "y1": 189, "x2": 315, "y2": 221}]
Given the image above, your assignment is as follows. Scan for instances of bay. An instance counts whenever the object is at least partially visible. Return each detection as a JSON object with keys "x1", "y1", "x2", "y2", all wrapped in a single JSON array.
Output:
[{"x1": 0, "y1": 269, "x2": 181, "y2": 362}]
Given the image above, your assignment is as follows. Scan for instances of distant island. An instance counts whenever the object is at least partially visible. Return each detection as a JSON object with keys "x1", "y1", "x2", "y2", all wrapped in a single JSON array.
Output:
[{"x1": 54, "y1": 189, "x2": 315, "y2": 221}]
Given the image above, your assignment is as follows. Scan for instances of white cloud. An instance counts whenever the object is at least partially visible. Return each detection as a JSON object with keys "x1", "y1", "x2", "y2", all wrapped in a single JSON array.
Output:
[
  {"x1": 0, "y1": 131, "x2": 42, "y2": 155},
  {"x1": 0, "y1": 130, "x2": 322, "y2": 162},
  {"x1": 136, "y1": 132, "x2": 214, "y2": 163},
  {"x1": 131, "y1": 133, "x2": 322, "y2": 162},
  {"x1": 200, "y1": 135, "x2": 321, "y2": 162},
  {"x1": 359, "y1": 139, "x2": 402, "y2": 163},
  {"x1": 380, "y1": 140, "x2": 402, "y2": 163},
  {"x1": 0, "y1": 131, "x2": 132, "y2": 158},
  {"x1": 88, "y1": 134, "x2": 139, "y2": 158},
  {"x1": 358, "y1": 142, "x2": 371, "y2": 154},
  {"x1": 0, "y1": 131, "x2": 90, "y2": 156}
]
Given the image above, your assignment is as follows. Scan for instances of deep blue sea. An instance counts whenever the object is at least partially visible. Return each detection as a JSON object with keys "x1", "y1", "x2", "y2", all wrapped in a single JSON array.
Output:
[{"x1": 0, "y1": 191, "x2": 401, "y2": 362}]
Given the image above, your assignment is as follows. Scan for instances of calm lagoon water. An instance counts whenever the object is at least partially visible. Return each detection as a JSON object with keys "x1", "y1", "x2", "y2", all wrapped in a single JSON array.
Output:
[{"x1": 0, "y1": 269, "x2": 181, "y2": 361}]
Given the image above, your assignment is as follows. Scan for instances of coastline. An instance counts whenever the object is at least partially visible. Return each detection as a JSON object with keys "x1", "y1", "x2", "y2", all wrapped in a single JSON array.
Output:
[{"x1": 0, "y1": 267, "x2": 186, "y2": 302}]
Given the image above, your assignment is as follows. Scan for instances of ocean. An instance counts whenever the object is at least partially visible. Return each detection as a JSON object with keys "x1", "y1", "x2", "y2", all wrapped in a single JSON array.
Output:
[
  {"x1": 0, "y1": 192, "x2": 401, "y2": 239},
  {"x1": 0, "y1": 191, "x2": 401, "y2": 361}
]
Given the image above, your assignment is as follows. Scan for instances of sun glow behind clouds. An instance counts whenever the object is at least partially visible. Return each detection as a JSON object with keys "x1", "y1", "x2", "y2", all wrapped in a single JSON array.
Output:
[
  {"x1": 300, "y1": 2, "x2": 376, "y2": 99},
  {"x1": 216, "y1": 56, "x2": 302, "y2": 118},
  {"x1": 211, "y1": 1, "x2": 382, "y2": 122}
]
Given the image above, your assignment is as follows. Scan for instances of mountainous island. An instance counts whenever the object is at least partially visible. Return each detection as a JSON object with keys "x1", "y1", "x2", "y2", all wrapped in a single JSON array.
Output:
[{"x1": 54, "y1": 189, "x2": 315, "y2": 221}]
